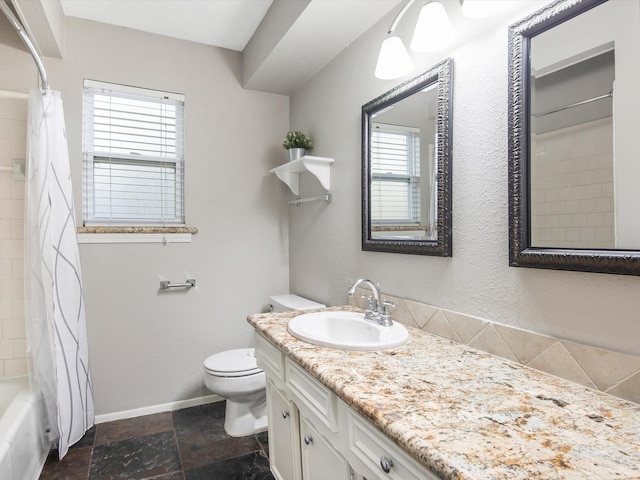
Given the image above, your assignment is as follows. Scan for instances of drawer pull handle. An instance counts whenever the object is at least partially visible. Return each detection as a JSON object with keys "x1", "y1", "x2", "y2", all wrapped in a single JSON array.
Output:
[
  {"x1": 304, "y1": 435, "x2": 313, "y2": 445},
  {"x1": 380, "y1": 456, "x2": 394, "y2": 473},
  {"x1": 282, "y1": 410, "x2": 290, "y2": 419}
]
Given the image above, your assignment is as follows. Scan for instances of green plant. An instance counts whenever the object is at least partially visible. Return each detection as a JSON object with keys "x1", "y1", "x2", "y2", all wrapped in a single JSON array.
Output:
[{"x1": 282, "y1": 130, "x2": 313, "y2": 150}]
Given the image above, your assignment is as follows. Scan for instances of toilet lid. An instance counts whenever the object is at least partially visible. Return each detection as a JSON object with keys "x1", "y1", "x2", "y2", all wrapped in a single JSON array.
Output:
[{"x1": 204, "y1": 348, "x2": 262, "y2": 377}]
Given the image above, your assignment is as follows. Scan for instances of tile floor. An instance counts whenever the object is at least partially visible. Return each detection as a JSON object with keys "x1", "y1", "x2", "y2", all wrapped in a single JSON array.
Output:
[{"x1": 39, "y1": 401, "x2": 275, "y2": 480}]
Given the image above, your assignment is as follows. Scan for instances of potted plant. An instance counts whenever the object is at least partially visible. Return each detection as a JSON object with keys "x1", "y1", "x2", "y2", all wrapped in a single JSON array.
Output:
[{"x1": 282, "y1": 130, "x2": 313, "y2": 161}]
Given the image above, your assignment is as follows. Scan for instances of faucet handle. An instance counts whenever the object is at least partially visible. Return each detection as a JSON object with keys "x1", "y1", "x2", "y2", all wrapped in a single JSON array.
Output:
[
  {"x1": 379, "y1": 300, "x2": 395, "y2": 326},
  {"x1": 360, "y1": 293, "x2": 374, "y2": 311}
]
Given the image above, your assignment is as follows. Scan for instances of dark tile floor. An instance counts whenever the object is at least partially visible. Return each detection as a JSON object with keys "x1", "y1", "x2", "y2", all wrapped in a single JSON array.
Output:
[{"x1": 39, "y1": 401, "x2": 275, "y2": 480}]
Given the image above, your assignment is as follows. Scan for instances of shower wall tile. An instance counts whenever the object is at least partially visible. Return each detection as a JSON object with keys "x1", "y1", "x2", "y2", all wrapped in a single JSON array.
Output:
[
  {"x1": 0, "y1": 340, "x2": 13, "y2": 360},
  {"x1": 0, "y1": 220, "x2": 9, "y2": 239},
  {"x1": 4, "y1": 358, "x2": 27, "y2": 376},
  {"x1": 3, "y1": 317, "x2": 26, "y2": 339},
  {"x1": 11, "y1": 260, "x2": 22, "y2": 280},
  {"x1": 0, "y1": 139, "x2": 10, "y2": 159},
  {"x1": 0, "y1": 97, "x2": 27, "y2": 378},
  {"x1": 12, "y1": 298, "x2": 23, "y2": 317},
  {"x1": 376, "y1": 291, "x2": 640, "y2": 405},
  {"x1": 0, "y1": 199, "x2": 23, "y2": 220},
  {"x1": 13, "y1": 338, "x2": 26, "y2": 358},
  {"x1": 10, "y1": 219, "x2": 23, "y2": 238},
  {"x1": 0, "y1": 259, "x2": 10, "y2": 278},
  {"x1": 0, "y1": 238, "x2": 22, "y2": 259},
  {"x1": 0, "y1": 298, "x2": 10, "y2": 320}
]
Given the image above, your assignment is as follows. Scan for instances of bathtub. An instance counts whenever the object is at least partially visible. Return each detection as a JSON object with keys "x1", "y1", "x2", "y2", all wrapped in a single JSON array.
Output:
[{"x1": 0, "y1": 376, "x2": 49, "y2": 480}]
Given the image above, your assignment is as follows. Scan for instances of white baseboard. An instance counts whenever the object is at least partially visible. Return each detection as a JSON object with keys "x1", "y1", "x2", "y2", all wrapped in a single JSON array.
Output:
[{"x1": 95, "y1": 394, "x2": 223, "y2": 424}]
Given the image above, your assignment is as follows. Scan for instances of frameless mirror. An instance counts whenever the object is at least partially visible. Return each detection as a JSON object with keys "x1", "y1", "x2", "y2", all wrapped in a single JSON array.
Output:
[
  {"x1": 508, "y1": 0, "x2": 640, "y2": 274},
  {"x1": 362, "y1": 58, "x2": 452, "y2": 256}
]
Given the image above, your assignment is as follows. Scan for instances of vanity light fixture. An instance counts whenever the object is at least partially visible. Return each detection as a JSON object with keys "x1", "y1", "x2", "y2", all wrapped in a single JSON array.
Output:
[
  {"x1": 374, "y1": 0, "x2": 454, "y2": 80},
  {"x1": 375, "y1": 0, "x2": 502, "y2": 79}
]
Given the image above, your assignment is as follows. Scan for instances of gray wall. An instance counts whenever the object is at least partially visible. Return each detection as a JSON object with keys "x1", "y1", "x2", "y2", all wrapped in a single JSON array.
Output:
[
  {"x1": 1, "y1": 17, "x2": 291, "y2": 415},
  {"x1": 288, "y1": 1, "x2": 640, "y2": 357}
]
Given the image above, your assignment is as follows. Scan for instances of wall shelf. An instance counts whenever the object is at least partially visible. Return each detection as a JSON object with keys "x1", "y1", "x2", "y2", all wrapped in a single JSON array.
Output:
[{"x1": 269, "y1": 156, "x2": 334, "y2": 196}]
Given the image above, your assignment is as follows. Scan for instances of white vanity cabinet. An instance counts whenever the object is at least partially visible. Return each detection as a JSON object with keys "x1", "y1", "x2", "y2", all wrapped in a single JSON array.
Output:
[
  {"x1": 255, "y1": 333, "x2": 441, "y2": 480},
  {"x1": 256, "y1": 334, "x2": 350, "y2": 480},
  {"x1": 266, "y1": 380, "x2": 302, "y2": 480}
]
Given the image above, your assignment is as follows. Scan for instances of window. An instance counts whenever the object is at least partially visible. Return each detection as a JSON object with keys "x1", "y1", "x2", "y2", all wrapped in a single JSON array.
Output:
[
  {"x1": 370, "y1": 123, "x2": 421, "y2": 224},
  {"x1": 82, "y1": 80, "x2": 185, "y2": 226}
]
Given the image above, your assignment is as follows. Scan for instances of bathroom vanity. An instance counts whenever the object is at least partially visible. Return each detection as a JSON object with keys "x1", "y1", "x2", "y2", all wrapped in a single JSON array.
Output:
[
  {"x1": 248, "y1": 307, "x2": 640, "y2": 480},
  {"x1": 255, "y1": 331, "x2": 436, "y2": 480}
]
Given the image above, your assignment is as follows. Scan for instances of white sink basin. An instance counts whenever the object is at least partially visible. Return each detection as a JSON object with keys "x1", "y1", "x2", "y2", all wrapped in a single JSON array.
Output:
[{"x1": 287, "y1": 311, "x2": 409, "y2": 351}]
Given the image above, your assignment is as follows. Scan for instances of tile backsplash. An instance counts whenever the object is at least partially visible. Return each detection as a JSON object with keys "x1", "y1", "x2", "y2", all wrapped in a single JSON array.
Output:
[
  {"x1": 351, "y1": 290, "x2": 640, "y2": 405},
  {"x1": 0, "y1": 96, "x2": 28, "y2": 378}
]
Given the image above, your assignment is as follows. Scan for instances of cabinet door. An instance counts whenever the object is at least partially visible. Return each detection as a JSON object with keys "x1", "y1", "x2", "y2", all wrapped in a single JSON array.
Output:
[
  {"x1": 300, "y1": 416, "x2": 350, "y2": 480},
  {"x1": 267, "y1": 380, "x2": 301, "y2": 480}
]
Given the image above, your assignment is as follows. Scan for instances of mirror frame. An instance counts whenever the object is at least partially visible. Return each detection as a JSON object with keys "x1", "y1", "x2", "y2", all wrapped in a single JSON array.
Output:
[
  {"x1": 508, "y1": 0, "x2": 640, "y2": 275},
  {"x1": 362, "y1": 57, "x2": 453, "y2": 256}
]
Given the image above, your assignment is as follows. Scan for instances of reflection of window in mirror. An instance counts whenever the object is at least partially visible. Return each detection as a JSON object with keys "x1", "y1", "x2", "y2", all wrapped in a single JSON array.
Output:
[
  {"x1": 371, "y1": 123, "x2": 421, "y2": 230},
  {"x1": 368, "y1": 82, "x2": 439, "y2": 241},
  {"x1": 530, "y1": 40, "x2": 615, "y2": 249}
]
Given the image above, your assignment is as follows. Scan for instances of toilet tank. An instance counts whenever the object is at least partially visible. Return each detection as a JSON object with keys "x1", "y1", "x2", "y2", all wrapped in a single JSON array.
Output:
[{"x1": 270, "y1": 294, "x2": 325, "y2": 312}]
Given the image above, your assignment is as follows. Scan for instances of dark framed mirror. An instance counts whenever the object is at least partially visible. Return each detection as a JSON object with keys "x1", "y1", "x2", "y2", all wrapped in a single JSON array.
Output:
[
  {"x1": 362, "y1": 58, "x2": 452, "y2": 256},
  {"x1": 508, "y1": 0, "x2": 640, "y2": 275}
]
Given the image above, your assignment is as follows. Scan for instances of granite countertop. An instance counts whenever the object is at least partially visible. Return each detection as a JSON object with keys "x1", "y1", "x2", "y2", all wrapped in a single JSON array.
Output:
[{"x1": 247, "y1": 306, "x2": 640, "y2": 480}]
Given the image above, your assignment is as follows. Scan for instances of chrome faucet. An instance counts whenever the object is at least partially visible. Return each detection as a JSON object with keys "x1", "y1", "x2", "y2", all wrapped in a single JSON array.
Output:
[{"x1": 347, "y1": 279, "x2": 394, "y2": 327}]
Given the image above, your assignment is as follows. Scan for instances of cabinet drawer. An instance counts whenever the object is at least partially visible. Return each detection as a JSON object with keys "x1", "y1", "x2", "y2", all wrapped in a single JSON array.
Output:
[
  {"x1": 255, "y1": 333, "x2": 285, "y2": 382},
  {"x1": 347, "y1": 410, "x2": 439, "y2": 480},
  {"x1": 286, "y1": 358, "x2": 338, "y2": 433}
]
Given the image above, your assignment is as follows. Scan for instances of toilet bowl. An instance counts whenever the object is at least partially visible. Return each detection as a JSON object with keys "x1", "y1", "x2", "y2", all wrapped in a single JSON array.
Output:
[
  {"x1": 204, "y1": 348, "x2": 267, "y2": 437},
  {"x1": 203, "y1": 294, "x2": 325, "y2": 437}
]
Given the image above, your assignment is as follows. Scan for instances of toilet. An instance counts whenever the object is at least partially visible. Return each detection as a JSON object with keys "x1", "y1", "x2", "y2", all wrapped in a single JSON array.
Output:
[{"x1": 203, "y1": 294, "x2": 325, "y2": 437}]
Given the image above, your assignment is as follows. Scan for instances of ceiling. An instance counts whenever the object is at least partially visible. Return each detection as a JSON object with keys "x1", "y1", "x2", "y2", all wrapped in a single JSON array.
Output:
[
  {"x1": 59, "y1": 0, "x2": 274, "y2": 52},
  {"x1": 48, "y1": 0, "x2": 402, "y2": 94},
  {"x1": 6, "y1": 1, "x2": 538, "y2": 95}
]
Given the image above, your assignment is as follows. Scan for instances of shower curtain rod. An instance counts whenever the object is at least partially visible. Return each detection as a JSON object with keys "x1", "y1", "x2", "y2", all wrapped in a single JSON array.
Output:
[
  {"x1": 0, "y1": 0, "x2": 49, "y2": 92},
  {"x1": 533, "y1": 90, "x2": 613, "y2": 118}
]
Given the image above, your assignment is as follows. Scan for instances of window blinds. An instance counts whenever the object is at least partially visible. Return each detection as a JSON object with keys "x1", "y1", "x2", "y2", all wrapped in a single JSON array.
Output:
[
  {"x1": 371, "y1": 124, "x2": 421, "y2": 224},
  {"x1": 82, "y1": 80, "x2": 185, "y2": 225}
]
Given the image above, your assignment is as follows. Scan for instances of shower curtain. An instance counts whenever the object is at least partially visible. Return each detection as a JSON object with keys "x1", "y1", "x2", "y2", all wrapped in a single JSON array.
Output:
[{"x1": 24, "y1": 89, "x2": 94, "y2": 459}]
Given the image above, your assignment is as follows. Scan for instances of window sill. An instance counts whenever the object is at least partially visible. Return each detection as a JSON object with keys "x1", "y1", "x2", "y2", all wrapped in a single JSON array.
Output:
[{"x1": 77, "y1": 226, "x2": 198, "y2": 244}]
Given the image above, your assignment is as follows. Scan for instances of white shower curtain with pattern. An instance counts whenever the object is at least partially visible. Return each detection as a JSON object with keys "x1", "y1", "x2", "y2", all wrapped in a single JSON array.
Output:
[{"x1": 25, "y1": 89, "x2": 94, "y2": 459}]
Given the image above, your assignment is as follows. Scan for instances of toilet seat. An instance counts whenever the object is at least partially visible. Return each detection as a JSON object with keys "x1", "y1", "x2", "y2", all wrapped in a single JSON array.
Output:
[{"x1": 204, "y1": 348, "x2": 262, "y2": 377}]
